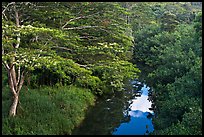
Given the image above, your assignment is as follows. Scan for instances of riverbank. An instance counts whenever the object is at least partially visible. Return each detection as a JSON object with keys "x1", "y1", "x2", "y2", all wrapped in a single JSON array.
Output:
[{"x1": 2, "y1": 85, "x2": 95, "y2": 135}]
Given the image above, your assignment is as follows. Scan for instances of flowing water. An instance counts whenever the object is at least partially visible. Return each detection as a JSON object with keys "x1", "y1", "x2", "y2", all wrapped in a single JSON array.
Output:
[{"x1": 71, "y1": 79, "x2": 154, "y2": 135}]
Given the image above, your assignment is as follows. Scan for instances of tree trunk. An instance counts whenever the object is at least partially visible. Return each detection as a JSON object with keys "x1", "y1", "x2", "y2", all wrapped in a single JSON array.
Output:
[
  {"x1": 2, "y1": 2, "x2": 24, "y2": 117},
  {"x1": 7, "y1": 67, "x2": 25, "y2": 117},
  {"x1": 9, "y1": 94, "x2": 19, "y2": 117},
  {"x1": 8, "y1": 2, "x2": 22, "y2": 117}
]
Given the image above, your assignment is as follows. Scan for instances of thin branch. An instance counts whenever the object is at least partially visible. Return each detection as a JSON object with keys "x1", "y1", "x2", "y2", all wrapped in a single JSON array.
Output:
[
  {"x1": 62, "y1": 16, "x2": 85, "y2": 29},
  {"x1": 13, "y1": 2, "x2": 21, "y2": 49},
  {"x1": 44, "y1": 37, "x2": 53, "y2": 46},
  {"x1": 2, "y1": 43, "x2": 4, "y2": 55},
  {"x1": 17, "y1": 71, "x2": 27, "y2": 95},
  {"x1": 79, "y1": 36, "x2": 101, "y2": 41},
  {"x1": 61, "y1": 11, "x2": 100, "y2": 29},
  {"x1": 20, "y1": 2, "x2": 32, "y2": 6},
  {"x1": 16, "y1": 65, "x2": 21, "y2": 86},
  {"x1": 2, "y1": 2, "x2": 15, "y2": 14},
  {"x1": 2, "y1": 2, "x2": 15, "y2": 20},
  {"x1": 2, "y1": 12, "x2": 8, "y2": 20},
  {"x1": 2, "y1": 61, "x2": 10, "y2": 70},
  {"x1": 76, "y1": 63, "x2": 89, "y2": 69},
  {"x1": 63, "y1": 25, "x2": 100, "y2": 30},
  {"x1": 79, "y1": 35, "x2": 96, "y2": 39}
]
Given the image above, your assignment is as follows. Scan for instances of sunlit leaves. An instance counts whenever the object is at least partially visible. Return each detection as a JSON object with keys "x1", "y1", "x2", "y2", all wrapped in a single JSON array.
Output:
[
  {"x1": 90, "y1": 60, "x2": 140, "y2": 93},
  {"x1": 2, "y1": 2, "x2": 141, "y2": 98}
]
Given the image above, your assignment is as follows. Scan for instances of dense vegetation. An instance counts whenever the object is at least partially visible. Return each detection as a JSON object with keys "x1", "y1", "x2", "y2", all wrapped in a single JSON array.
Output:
[
  {"x1": 2, "y1": 2, "x2": 202, "y2": 135},
  {"x1": 2, "y1": 2, "x2": 140, "y2": 135},
  {"x1": 2, "y1": 83, "x2": 95, "y2": 135},
  {"x1": 130, "y1": 2, "x2": 202, "y2": 135}
]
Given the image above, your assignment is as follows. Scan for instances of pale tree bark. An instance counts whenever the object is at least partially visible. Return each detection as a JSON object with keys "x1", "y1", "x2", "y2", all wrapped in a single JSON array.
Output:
[
  {"x1": 8, "y1": 72, "x2": 25, "y2": 116},
  {"x1": 8, "y1": 64, "x2": 26, "y2": 116},
  {"x1": 8, "y1": 2, "x2": 21, "y2": 117},
  {"x1": 9, "y1": 93, "x2": 19, "y2": 116},
  {"x1": 3, "y1": 2, "x2": 25, "y2": 117},
  {"x1": 62, "y1": 25, "x2": 100, "y2": 30}
]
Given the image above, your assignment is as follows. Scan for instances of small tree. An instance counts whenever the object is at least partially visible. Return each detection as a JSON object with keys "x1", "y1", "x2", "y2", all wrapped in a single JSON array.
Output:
[
  {"x1": 2, "y1": 2, "x2": 66, "y2": 116},
  {"x1": 2, "y1": 2, "x2": 26, "y2": 116}
]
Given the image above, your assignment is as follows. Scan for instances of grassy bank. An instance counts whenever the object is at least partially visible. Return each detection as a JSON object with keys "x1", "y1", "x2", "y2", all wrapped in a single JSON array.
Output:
[{"x1": 2, "y1": 85, "x2": 95, "y2": 135}]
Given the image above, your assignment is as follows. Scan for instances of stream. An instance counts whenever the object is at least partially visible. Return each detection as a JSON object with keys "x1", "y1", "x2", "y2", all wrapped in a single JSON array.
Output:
[{"x1": 71, "y1": 79, "x2": 154, "y2": 135}]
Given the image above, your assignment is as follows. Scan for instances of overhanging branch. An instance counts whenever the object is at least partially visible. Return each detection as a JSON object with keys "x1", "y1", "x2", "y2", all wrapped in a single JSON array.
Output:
[
  {"x1": 63, "y1": 25, "x2": 100, "y2": 30},
  {"x1": 61, "y1": 11, "x2": 100, "y2": 29}
]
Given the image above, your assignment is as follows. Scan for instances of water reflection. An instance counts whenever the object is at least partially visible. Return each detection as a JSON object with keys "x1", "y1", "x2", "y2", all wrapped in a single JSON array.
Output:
[
  {"x1": 112, "y1": 110, "x2": 153, "y2": 135},
  {"x1": 71, "y1": 79, "x2": 154, "y2": 135},
  {"x1": 112, "y1": 81, "x2": 154, "y2": 135},
  {"x1": 71, "y1": 94, "x2": 127, "y2": 135}
]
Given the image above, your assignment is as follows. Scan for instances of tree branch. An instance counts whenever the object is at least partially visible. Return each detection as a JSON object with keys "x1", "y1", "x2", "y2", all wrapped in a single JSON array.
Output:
[
  {"x1": 63, "y1": 25, "x2": 100, "y2": 30},
  {"x1": 51, "y1": 46, "x2": 72, "y2": 51},
  {"x1": 2, "y1": 61, "x2": 10, "y2": 70},
  {"x1": 2, "y1": 2, "x2": 15, "y2": 15},
  {"x1": 17, "y1": 70, "x2": 27, "y2": 94},
  {"x1": 44, "y1": 36, "x2": 53, "y2": 46},
  {"x1": 62, "y1": 16, "x2": 85, "y2": 29},
  {"x1": 16, "y1": 65, "x2": 21, "y2": 86},
  {"x1": 13, "y1": 2, "x2": 21, "y2": 49},
  {"x1": 2, "y1": 2, "x2": 15, "y2": 20},
  {"x1": 2, "y1": 43, "x2": 4, "y2": 55},
  {"x1": 61, "y1": 11, "x2": 100, "y2": 29},
  {"x1": 75, "y1": 63, "x2": 90, "y2": 69}
]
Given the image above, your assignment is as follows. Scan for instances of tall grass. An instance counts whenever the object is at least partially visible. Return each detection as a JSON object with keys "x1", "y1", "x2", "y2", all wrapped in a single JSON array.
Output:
[{"x1": 2, "y1": 85, "x2": 95, "y2": 135}]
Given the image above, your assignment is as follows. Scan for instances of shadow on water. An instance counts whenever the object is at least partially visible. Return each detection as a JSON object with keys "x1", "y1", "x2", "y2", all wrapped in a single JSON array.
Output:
[{"x1": 71, "y1": 79, "x2": 154, "y2": 135}]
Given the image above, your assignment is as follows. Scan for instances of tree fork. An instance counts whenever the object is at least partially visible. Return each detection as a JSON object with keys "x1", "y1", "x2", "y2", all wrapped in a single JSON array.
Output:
[{"x1": 8, "y1": 2, "x2": 22, "y2": 117}]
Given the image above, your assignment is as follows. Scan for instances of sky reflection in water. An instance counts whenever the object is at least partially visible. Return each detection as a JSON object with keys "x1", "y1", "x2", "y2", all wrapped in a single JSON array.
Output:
[{"x1": 112, "y1": 82, "x2": 154, "y2": 135}]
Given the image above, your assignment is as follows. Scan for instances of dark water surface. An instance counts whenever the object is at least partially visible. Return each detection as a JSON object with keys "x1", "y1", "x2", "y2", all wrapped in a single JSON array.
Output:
[{"x1": 71, "y1": 79, "x2": 154, "y2": 135}]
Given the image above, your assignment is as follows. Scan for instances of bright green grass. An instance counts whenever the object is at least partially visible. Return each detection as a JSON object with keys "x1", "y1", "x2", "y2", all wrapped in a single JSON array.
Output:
[{"x1": 2, "y1": 85, "x2": 95, "y2": 135}]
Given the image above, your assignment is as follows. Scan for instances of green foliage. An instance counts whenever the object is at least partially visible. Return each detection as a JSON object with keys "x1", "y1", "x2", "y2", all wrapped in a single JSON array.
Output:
[
  {"x1": 2, "y1": 86, "x2": 95, "y2": 135},
  {"x1": 193, "y1": 12, "x2": 202, "y2": 42},
  {"x1": 129, "y1": 2, "x2": 157, "y2": 32},
  {"x1": 29, "y1": 55, "x2": 92, "y2": 87},
  {"x1": 131, "y1": 2, "x2": 202, "y2": 135},
  {"x1": 3, "y1": 2, "x2": 202, "y2": 135},
  {"x1": 75, "y1": 75, "x2": 102, "y2": 94},
  {"x1": 160, "y1": 11, "x2": 179, "y2": 32},
  {"x1": 153, "y1": 106, "x2": 202, "y2": 135},
  {"x1": 2, "y1": 2, "x2": 139, "y2": 96},
  {"x1": 149, "y1": 28, "x2": 201, "y2": 135},
  {"x1": 91, "y1": 60, "x2": 140, "y2": 94},
  {"x1": 132, "y1": 24, "x2": 161, "y2": 65},
  {"x1": 26, "y1": 54, "x2": 140, "y2": 96},
  {"x1": 149, "y1": 2, "x2": 199, "y2": 24}
]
